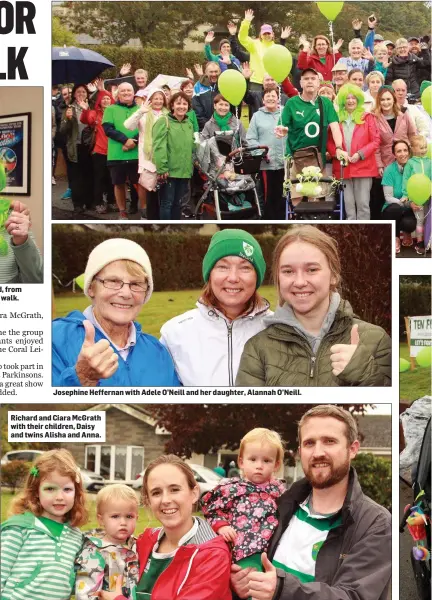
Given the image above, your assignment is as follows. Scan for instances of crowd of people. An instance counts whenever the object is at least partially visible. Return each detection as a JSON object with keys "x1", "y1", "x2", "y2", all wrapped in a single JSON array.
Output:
[
  {"x1": 52, "y1": 11, "x2": 431, "y2": 250},
  {"x1": 52, "y1": 226, "x2": 391, "y2": 388},
  {"x1": 1, "y1": 406, "x2": 391, "y2": 600}
]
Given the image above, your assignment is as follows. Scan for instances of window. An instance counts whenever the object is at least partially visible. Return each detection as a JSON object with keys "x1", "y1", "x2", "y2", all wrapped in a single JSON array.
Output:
[{"x1": 84, "y1": 445, "x2": 144, "y2": 482}]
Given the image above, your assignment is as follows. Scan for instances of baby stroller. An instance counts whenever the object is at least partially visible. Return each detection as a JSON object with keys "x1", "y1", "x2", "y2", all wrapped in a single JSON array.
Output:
[
  {"x1": 194, "y1": 131, "x2": 268, "y2": 220},
  {"x1": 400, "y1": 416, "x2": 431, "y2": 600},
  {"x1": 285, "y1": 152, "x2": 345, "y2": 220}
]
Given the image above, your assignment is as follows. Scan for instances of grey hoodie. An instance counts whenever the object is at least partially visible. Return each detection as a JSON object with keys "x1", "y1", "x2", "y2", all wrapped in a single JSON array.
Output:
[
  {"x1": 246, "y1": 106, "x2": 285, "y2": 170},
  {"x1": 263, "y1": 292, "x2": 341, "y2": 354}
]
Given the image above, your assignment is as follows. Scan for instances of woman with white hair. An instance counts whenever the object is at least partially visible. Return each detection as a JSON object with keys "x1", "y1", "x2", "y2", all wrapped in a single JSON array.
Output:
[
  {"x1": 52, "y1": 238, "x2": 180, "y2": 387},
  {"x1": 385, "y1": 38, "x2": 430, "y2": 97}
]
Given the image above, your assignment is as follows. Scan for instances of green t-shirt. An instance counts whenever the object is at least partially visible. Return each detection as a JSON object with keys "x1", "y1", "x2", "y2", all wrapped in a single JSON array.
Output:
[
  {"x1": 381, "y1": 161, "x2": 404, "y2": 211},
  {"x1": 281, "y1": 95, "x2": 338, "y2": 162},
  {"x1": 38, "y1": 516, "x2": 65, "y2": 538},
  {"x1": 136, "y1": 555, "x2": 173, "y2": 598}
]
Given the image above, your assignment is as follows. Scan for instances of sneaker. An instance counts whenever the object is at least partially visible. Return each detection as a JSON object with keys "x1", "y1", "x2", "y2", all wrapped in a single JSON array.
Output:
[
  {"x1": 119, "y1": 211, "x2": 128, "y2": 220},
  {"x1": 52, "y1": 176, "x2": 56, "y2": 185},
  {"x1": 140, "y1": 208, "x2": 147, "y2": 220},
  {"x1": 62, "y1": 188, "x2": 72, "y2": 200},
  {"x1": 415, "y1": 241, "x2": 425, "y2": 255},
  {"x1": 401, "y1": 232, "x2": 413, "y2": 247}
]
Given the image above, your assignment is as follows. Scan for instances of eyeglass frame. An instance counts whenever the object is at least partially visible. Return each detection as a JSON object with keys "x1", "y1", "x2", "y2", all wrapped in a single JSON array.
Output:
[{"x1": 93, "y1": 276, "x2": 148, "y2": 293}]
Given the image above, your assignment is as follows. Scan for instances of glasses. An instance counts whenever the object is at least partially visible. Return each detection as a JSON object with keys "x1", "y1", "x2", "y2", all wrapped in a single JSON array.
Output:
[{"x1": 94, "y1": 277, "x2": 148, "y2": 293}]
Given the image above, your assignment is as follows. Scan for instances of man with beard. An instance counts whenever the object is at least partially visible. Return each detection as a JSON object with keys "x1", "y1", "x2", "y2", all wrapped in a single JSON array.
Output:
[{"x1": 231, "y1": 405, "x2": 391, "y2": 600}]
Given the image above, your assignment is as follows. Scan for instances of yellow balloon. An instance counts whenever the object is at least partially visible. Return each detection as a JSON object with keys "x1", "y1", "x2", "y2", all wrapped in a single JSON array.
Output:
[{"x1": 317, "y1": 1, "x2": 344, "y2": 20}]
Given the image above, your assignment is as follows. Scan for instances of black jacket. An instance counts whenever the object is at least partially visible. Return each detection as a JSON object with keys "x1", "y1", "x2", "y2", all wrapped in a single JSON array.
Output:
[
  {"x1": 264, "y1": 468, "x2": 391, "y2": 600},
  {"x1": 386, "y1": 52, "x2": 431, "y2": 97},
  {"x1": 243, "y1": 85, "x2": 289, "y2": 118}
]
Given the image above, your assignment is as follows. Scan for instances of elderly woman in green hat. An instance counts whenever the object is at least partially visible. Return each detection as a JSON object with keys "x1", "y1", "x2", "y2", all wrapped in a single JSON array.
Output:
[{"x1": 160, "y1": 229, "x2": 271, "y2": 386}]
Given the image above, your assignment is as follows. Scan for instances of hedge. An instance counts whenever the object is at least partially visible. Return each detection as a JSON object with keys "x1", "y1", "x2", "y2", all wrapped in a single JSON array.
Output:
[
  {"x1": 352, "y1": 453, "x2": 392, "y2": 511},
  {"x1": 79, "y1": 45, "x2": 205, "y2": 82},
  {"x1": 52, "y1": 224, "x2": 392, "y2": 334},
  {"x1": 399, "y1": 279, "x2": 431, "y2": 340}
]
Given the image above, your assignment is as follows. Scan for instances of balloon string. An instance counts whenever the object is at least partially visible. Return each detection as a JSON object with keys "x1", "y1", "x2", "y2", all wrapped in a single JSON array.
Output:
[
  {"x1": 329, "y1": 20, "x2": 336, "y2": 68},
  {"x1": 277, "y1": 84, "x2": 282, "y2": 126}
]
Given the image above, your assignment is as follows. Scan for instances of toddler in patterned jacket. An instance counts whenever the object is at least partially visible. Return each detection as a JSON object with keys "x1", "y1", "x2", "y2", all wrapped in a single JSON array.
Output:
[{"x1": 202, "y1": 428, "x2": 285, "y2": 573}]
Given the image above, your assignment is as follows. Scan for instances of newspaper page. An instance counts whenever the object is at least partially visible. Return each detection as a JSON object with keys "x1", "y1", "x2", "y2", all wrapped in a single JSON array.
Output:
[{"x1": 1, "y1": 2, "x2": 432, "y2": 600}]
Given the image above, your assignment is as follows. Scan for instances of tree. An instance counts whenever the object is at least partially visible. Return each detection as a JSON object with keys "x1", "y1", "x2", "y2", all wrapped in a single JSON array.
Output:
[
  {"x1": 52, "y1": 16, "x2": 78, "y2": 47},
  {"x1": 59, "y1": 2, "x2": 431, "y2": 52},
  {"x1": 148, "y1": 404, "x2": 369, "y2": 459},
  {"x1": 352, "y1": 453, "x2": 391, "y2": 510},
  {"x1": 1, "y1": 461, "x2": 31, "y2": 494}
]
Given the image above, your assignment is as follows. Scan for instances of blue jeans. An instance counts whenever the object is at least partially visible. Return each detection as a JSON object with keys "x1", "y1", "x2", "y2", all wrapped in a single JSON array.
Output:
[{"x1": 159, "y1": 178, "x2": 189, "y2": 220}]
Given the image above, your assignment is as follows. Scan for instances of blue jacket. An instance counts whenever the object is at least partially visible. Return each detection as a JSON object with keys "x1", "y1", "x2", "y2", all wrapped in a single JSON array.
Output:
[
  {"x1": 246, "y1": 107, "x2": 285, "y2": 170},
  {"x1": 52, "y1": 311, "x2": 181, "y2": 387}
]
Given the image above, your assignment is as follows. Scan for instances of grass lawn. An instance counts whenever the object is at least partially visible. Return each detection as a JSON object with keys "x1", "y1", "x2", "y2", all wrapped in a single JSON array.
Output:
[
  {"x1": 399, "y1": 343, "x2": 431, "y2": 403},
  {"x1": 1, "y1": 489, "x2": 202, "y2": 530},
  {"x1": 54, "y1": 286, "x2": 278, "y2": 338}
]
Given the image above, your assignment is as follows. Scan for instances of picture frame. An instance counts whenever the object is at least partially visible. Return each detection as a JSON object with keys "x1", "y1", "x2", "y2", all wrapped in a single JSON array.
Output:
[{"x1": 0, "y1": 112, "x2": 31, "y2": 196}]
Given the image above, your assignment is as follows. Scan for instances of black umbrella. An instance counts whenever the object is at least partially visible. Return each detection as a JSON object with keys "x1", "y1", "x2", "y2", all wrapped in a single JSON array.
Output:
[{"x1": 52, "y1": 46, "x2": 114, "y2": 84}]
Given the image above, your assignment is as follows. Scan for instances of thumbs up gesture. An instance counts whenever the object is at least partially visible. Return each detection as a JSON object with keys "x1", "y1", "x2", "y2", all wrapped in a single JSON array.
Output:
[
  {"x1": 248, "y1": 553, "x2": 277, "y2": 600},
  {"x1": 330, "y1": 324, "x2": 360, "y2": 377},
  {"x1": 75, "y1": 320, "x2": 119, "y2": 386}
]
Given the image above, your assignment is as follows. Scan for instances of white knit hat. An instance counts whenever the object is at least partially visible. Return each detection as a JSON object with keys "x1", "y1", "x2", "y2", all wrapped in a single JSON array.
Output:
[{"x1": 84, "y1": 238, "x2": 153, "y2": 304}]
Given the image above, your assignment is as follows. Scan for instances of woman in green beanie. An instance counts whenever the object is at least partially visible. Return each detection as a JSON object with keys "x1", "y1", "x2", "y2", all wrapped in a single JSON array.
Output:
[
  {"x1": 160, "y1": 228, "x2": 271, "y2": 386},
  {"x1": 236, "y1": 225, "x2": 391, "y2": 387}
]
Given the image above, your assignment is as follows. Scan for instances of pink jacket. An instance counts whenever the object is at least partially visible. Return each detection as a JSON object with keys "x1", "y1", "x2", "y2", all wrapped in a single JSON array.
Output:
[
  {"x1": 297, "y1": 51, "x2": 342, "y2": 83},
  {"x1": 374, "y1": 111, "x2": 416, "y2": 170},
  {"x1": 327, "y1": 113, "x2": 380, "y2": 179}
]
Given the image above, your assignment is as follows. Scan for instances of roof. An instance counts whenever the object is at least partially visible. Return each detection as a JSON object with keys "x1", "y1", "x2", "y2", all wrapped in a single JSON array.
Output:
[{"x1": 357, "y1": 414, "x2": 391, "y2": 448}]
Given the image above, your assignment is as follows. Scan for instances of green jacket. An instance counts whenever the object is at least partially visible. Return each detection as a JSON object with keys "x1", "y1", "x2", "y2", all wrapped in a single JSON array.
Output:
[
  {"x1": 102, "y1": 101, "x2": 139, "y2": 163},
  {"x1": 152, "y1": 113, "x2": 195, "y2": 178},
  {"x1": 236, "y1": 299, "x2": 391, "y2": 387},
  {"x1": 59, "y1": 103, "x2": 80, "y2": 163},
  {"x1": 1, "y1": 512, "x2": 83, "y2": 600}
]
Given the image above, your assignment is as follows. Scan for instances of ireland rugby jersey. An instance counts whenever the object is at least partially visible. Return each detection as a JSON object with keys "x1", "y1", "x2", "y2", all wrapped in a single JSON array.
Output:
[
  {"x1": 281, "y1": 95, "x2": 338, "y2": 162},
  {"x1": 273, "y1": 499, "x2": 342, "y2": 583}
]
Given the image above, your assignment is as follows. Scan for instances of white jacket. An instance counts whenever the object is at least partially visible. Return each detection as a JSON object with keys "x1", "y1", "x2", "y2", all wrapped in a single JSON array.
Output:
[{"x1": 160, "y1": 301, "x2": 271, "y2": 386}]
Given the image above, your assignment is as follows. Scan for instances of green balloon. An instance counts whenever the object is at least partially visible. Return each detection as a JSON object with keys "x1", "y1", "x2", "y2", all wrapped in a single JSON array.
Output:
[
  {"x1": 427, "y1": 142, "x2": 432, "y2": 160},
  {"x1": 421, "y1": 86, "x2": 432, "y2": 117},
  {"x1": 218, "y1": 70, "x2": 246, "y2": 106},
  {"x1": 0, "y1": 162, "x2": 6, "y2": 192},
  {"x1": 317, "y1": 1, "x2": 344, "y2": 21},
  {"x1": 406, "y1": 173, "x2": 431, "y2": 206},
  {"x1": 399, "y1": 358, "x2": 410, "y2": 372},
  {"x1": 416, "y1": 347, "x2": 432, "y2": 369},
  {"x1": 263, "y1": 45, "x2": 293, "y2": 83}
]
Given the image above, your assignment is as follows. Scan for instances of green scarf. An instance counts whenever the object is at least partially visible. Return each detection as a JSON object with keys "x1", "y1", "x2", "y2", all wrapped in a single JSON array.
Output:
[
  {"x1": 213, "y1": 111, "x2": 233, "y2": 131},
  {"x1": 144, "y1": 108, "x2": 168, "y2": 161}
]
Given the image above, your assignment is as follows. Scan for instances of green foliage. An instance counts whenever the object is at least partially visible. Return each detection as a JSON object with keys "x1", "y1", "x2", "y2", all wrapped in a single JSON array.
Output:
[
  {"x1": 1, "y1": 461, "x2": 31, "y2": 494},
  {"x1": 52, "y1": 16, "x2": 78, "y2": 47},
  {"x1": 60, "y1": 2, "x2": 431, "y2": 56},
  {"x1": 353, "y1": 453, "x2": 391, "y2": 511},
  {"x1": 52, "y1": 224, "x2": 391, "y2": 334},
  {"x1": 399, "y1": 281, "x2": 431, "y2": 341}
]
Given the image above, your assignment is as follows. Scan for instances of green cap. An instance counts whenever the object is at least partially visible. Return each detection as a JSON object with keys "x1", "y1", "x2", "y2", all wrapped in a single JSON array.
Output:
[{"x1": 202, "y1": 229, "x2": 266, "y2": 288}]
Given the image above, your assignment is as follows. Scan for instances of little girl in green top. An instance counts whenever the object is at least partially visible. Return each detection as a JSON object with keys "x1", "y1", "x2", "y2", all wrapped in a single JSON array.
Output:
[
  {"x1": 1, "y1": 449, "x2": 87, "y2": 600},
  {"x1": 402, "y1": 135, "x2": 432, "y2": 254}
]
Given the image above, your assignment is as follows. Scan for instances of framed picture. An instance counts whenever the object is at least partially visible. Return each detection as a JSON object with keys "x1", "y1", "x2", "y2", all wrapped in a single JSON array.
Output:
[{"x1": 0, "y1": 112, "x2": 31, "y2": 196}]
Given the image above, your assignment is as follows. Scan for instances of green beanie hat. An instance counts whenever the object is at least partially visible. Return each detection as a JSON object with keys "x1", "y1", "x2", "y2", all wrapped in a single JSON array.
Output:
[{"x1": 202, "y1": 229, "x2": 266, "y2": 288}]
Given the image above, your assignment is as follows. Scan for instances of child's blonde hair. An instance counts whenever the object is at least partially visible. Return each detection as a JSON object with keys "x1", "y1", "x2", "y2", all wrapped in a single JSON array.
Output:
[
  {"x1": 374, "y1": 43, "x2": 388, "y2": 58},
  {"x1": 239, "y1": 428, "x2": 285, "y2": 465},
  {"x1": 96, "y1": 483, "x2": 139, "y2": 514},
  {"x1": 10, "y1": 449, "x2": 88, "y2": 527},
  {"x1": 409, "y1": 135, "x2": 427, "y2": 154}
]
